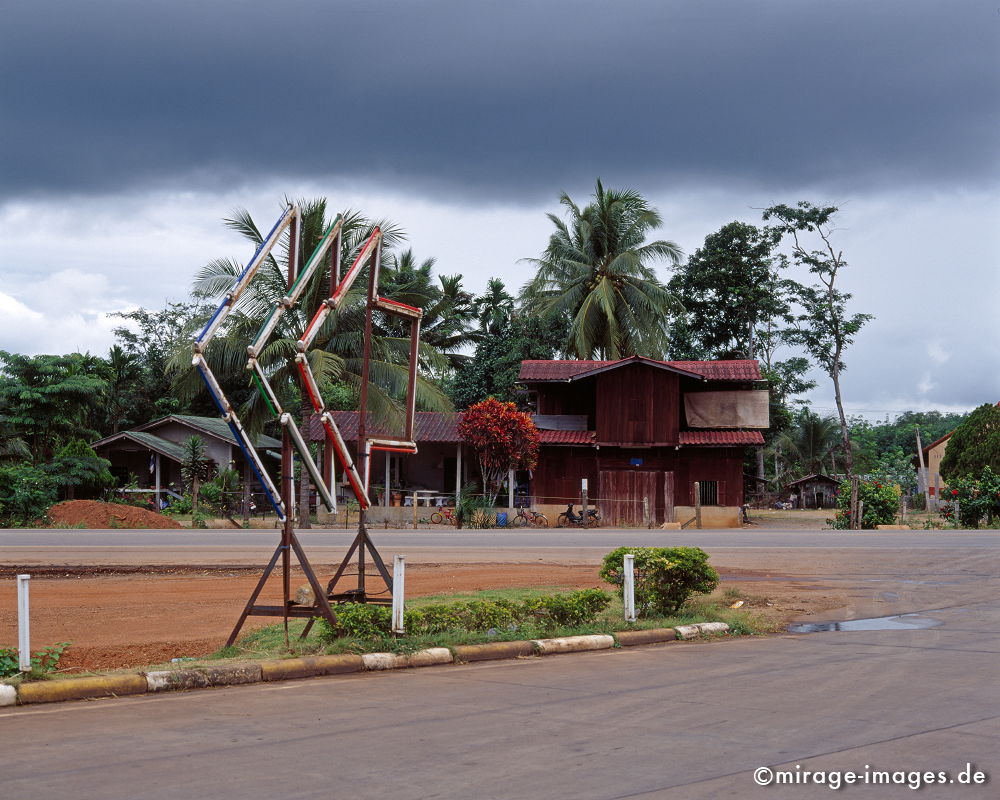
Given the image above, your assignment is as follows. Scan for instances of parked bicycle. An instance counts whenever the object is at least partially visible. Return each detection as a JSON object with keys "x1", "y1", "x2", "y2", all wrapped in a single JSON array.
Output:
[
  {"x1": 430, "y1": 507, "x2": 458, "y2": 526},
  {"x1": 513, "y1": 507, "x2": 549, "y2": 528},
  {"x1": 556, "y1": 503, "x2": 601, "y2": 528}
]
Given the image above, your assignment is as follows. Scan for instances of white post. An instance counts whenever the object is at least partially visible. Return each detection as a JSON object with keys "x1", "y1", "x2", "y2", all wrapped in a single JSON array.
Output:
[
  {"x1": 508, "y1": 468, "x2": 515, "y2": 511},
  {"x1": 392, "y1": 555, "x2": 405, "y2": 634},
  {"x1": 17, "y1": 574, "x2": 30, "y2": 671},
  {"x1": 455, "y1": 444, "x2": 462, "y2": 501},
  {"x1": 623, "y1": 555, "x2": 636, "y2": 623}
]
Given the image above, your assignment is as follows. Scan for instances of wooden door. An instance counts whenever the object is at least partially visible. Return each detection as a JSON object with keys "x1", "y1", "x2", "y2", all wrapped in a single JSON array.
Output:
[{"x1": 600, "y1": 470, "x2": 657, "y2": 527}]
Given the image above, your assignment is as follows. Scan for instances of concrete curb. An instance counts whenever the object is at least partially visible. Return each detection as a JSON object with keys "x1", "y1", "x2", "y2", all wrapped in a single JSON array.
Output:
[
  {"x1": 615, "y1": 628, "x2": 678, "y2": 646},
  {"x1": 0, "y1": 683, "x2": 18, "y2": 706},
  {"x1": 362, "y1": 647, "x2": 453, "y2": 671},
  {"x1": 17, "y1": 674, "x2": 148, "y2": 704},
  {"x1": 534, "y1": 634, "x2": 615, "y2": 654},
  {"x1": 674, "y1": 622, "x2": 731, "y2": 640},
  {"x1": 453, "y1": 641, "x2": 536, "y2": 662},
  {"x1": 261, "y1": 653, "x2": 363, "y2": 681},
  {"x1": 145, "y1": 663, "x2": 262, "y2": 692},
  {"x1": 3, "y1": 623, "x2": 731, "y2": 706}
]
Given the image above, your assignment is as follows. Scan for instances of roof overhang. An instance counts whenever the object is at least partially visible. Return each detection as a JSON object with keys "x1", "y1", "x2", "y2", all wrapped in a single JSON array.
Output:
[{"x1": 564, "y1": 356, "x2": 705, "y2": 382}]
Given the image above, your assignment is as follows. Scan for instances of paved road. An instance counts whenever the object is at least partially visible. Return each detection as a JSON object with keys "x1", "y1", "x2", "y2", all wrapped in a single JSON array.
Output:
[
  {"x1": 4, "y1": 581, "x2": 998, "y2": 799},
  {"x1": 1, "y1": 528, "x2": 996, "y2": 570}
]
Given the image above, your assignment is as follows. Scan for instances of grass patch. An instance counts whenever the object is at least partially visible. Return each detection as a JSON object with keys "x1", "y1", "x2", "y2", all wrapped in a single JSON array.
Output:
[{"x1": 203, "y1": 587, "x2": 770, "y2": 663}]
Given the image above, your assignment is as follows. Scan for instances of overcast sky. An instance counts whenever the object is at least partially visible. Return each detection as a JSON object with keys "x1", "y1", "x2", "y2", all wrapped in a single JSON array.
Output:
[{"x1": 1, "y1": 0, "x2": 997, "y2": 418}]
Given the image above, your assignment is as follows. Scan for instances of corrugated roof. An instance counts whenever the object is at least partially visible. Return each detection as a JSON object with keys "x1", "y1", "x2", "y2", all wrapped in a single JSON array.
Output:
[
  {"x1": 138, "y1": 415, "x2": 281, "y2": 450},
  {"x1": 92, "y1": 431, "x2": 189, "y2": 463},
  {"x1": 785, "y1": 473, "x2": 840, "y2": 487},
  {"x1": 678, "y1": 431, "x2": 765, "y2": 446},
  {"x1": 518, "y1": 358, "x2": 761, "y2": 382}
]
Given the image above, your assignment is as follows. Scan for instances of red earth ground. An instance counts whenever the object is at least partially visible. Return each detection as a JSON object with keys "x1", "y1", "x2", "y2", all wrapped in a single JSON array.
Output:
[
  {"x1": 47, "y1": 500, "x2": 182, "y2": 530},
  {"x1": 0, "y1": 562, "x2": 844, "y2": 673}
]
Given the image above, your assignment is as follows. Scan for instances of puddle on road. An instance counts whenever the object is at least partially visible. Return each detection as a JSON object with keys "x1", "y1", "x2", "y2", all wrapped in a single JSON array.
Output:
[{"x1": 789, "y1": 613, "x2": 944, "y2": 633}]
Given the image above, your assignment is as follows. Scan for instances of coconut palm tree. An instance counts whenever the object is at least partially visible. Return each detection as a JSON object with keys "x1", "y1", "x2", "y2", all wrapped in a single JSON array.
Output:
[
  {"x1": 474, "y1": 278, "x2": 514, "y2": 336},
  {"x1": 170, "y1": 197, "x2": 451, "y2": 526},
  {"x1": 522, "y1": 180, "x2": 684, "y2": 359},
  {"x1": 776, "y1": 410, "x2": 842, "y2": 479}
]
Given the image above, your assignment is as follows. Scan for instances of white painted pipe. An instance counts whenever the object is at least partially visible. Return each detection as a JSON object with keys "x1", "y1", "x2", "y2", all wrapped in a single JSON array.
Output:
[
  {"x1": 17, "y1": 574, "x2": 30, "y2": 671},
  {"x1": 623, "y1": 554, "x2": 636, "y2": 623},
  {"x1": 392, "y1": 555, "x2": 405, "y2": 634}
]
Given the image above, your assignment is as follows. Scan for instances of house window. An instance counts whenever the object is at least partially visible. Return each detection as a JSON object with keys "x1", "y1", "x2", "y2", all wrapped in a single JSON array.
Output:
[{"x1": 698, "y1": 480, "x2": 719, "y2": 506}]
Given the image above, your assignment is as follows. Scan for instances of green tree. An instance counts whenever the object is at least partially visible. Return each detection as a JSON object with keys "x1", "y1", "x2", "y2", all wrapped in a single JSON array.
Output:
[
  {"x1": 764, "y1": 202, "x2": 873, "y2": 478},
  {"x1": 179, "y1": 435, "x2": 215, "y2": 514},
  {"x1": 111, "y1": 301, "x2": 213, "y2": 424},
  {"x1": 0, "y1": 351, "x2": 107, "y2": 462},
  {"x1": 449, "y1": 313, "x2": 568, "y2": 409},
  {"x1": 940, "y1": 403, "x2": 1000, "y2": 481},
  {"x1": 0, "y1": 463, "x2": 58, "y2": 525},
  {"x1": 667, "y1": 221, "x2": 791, "y2": 361},
  {"x1": 45, "y1": 438, "x2": 114, "y2": 500},
  {"x1": 776, "y1": 409, "x2": 841, "y2": 479},
  {"x1": 522, "y1": 180, "x2": 683, "y2": 359},
  {"x1": 474, "y1": 278, "x2": 515, "y2": 337}
]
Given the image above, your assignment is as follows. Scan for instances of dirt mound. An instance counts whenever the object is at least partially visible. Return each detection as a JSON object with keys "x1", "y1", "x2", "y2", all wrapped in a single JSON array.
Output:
[{"x1": 48, "y1": 500, "x2": 183, "y2": 529}]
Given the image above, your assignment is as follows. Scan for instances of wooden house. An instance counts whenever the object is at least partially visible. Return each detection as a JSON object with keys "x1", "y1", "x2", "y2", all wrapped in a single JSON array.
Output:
[
  {"x1": 517, "y1": 357, "x2": 767, "y2": 527},
  {"x1": 783, "y1": 473, "x2": 841, "y2": 509},
  {"x1": 322, "y1": 356, "x2": 766, "y2": 528}
]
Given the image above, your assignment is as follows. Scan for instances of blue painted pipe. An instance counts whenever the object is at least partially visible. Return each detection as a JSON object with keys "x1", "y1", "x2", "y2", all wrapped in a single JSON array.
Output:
[{"x1": 227, "y1": 420, "x2": 285, "y2": 520}]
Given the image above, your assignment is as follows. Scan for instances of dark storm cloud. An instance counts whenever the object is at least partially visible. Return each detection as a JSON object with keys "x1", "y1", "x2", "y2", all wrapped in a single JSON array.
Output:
[{"x1": 2, "y1": 0, "x2": 996, "y2": 201}]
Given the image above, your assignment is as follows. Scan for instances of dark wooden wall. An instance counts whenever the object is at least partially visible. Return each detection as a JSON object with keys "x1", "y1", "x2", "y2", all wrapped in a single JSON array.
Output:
[
  {"x1": 595, "y1": 366, "x2": 679, "y2": 444},
  {"x1": 531, "y1": 444, "x2": 746, "y2": 523}
]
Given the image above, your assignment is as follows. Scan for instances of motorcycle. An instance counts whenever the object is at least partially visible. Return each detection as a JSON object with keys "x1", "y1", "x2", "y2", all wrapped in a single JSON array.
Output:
[{"x1": 557, "y1": 503, "x2": 601, "y2": 528}]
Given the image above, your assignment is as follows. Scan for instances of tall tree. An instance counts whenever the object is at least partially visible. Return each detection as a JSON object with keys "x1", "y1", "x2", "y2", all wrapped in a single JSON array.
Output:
[
  {"x1": 474, "y1": 278, "x2": 515, "y2": 336},
  {"x1": 449, "y1": 312, "x2": 568, "y2": 409},
  {"x1": 522, "y1": 180, "x2": 683, "y2": 359},
  {"x1": 764, "y1": 202, "x2": 872, "y2": 478},
  {"x1": 940, "y1": 403, "x2": 1000, "y2": 481},
  {"x1": 776, "y1": 409, "x2": 841, "y2": 479},
  {"x1": 0, "y1": 351, "x2": 107, "y2": 463},
  {"x1": 667, "y1": 221, "x2": 791, "y2": 360}
]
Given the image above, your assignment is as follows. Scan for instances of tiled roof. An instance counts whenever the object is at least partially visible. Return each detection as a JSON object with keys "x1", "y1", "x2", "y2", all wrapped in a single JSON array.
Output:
[
  {"x1": 311, "y1": 412, "x2": 462, "y2": 443},
  {"x1": 310, "y1": 411, "x2": 595, "y2": 446},
  {"x1": 678, "y1": 430, "x2": 765, "y2": 446},
  {"x1": 518, "y1": 358, "x2": 761, "y2": 382}
]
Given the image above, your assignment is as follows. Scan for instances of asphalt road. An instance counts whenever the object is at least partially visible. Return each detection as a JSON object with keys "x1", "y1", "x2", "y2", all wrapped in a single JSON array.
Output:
[
  {"x1": 1, "y1": 528, "x2": 996, "y2": 568},
  {"x1": 3, "y1": 578, "x2": 998, "y2": 799}
]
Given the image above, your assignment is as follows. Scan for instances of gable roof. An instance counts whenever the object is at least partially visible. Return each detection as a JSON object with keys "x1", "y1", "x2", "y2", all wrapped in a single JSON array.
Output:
[
  {"x1": 518, "y1": 358, "x2": 762, "y2": 383},
  {"x1": 136, "y1": 415, "x2": 281, "y2": 450},
  {"x1": 91, "y1": 431, "x2": 189, "y2": 463}
]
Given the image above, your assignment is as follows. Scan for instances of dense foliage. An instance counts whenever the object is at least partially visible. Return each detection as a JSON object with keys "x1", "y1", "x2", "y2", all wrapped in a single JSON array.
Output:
[
  {"x1": 458, "y1": 398, "x2": 540, "y2": 504},
  {"x1": 940, "y1": 404, "x2": 1000, "y2": 482},
  {"x1": 600, "y1": 546, "x2": 719, "y2": 616},
  {"x1": 941, "y1": 467, "x2": 1000, "y2": 528},
  {"x1": 831, "y1": 477, "x2": 899, "y2": 529}
]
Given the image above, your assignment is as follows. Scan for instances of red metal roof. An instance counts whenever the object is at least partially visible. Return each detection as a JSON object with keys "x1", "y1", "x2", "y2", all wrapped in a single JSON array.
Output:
[
  {"x1": 518, "y1": 358, "x2": 761, "y2": 382},
  {"x1": 678, "y1": 430, "x2": 765, "y2": 446}
]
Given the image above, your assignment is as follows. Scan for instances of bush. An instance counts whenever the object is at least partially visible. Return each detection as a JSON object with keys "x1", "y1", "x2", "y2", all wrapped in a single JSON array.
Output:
[
  {"x1": 315, "y1": 589, "x2": 613, "y2": 643},
  {"x1": 600, "y1": 546, "x2": 719, "y2": 616},
  {"x1": 832, "y1": 476, "x2": 899, "y2": 529},
  {"x1": 0, "y1": 463, "x2": 58, "y2": 526},
  {"x1": 1, "y1": 642, "x2": 70, "y2": 678},
  {"x1": 940, "y1": 466, "x2": 1000, "y2": 528},
  {"x1": 531, "y1": 588, "x2": 612, "y2": 626}
]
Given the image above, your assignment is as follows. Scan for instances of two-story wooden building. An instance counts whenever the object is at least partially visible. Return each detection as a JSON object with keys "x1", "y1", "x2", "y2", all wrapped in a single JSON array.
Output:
[
  {"x1": 518, "y1": 356, "x2": 767, "y2": 527},
  {"x1": 320, "y1": 356, "x2": 767, "y2": 528}
]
